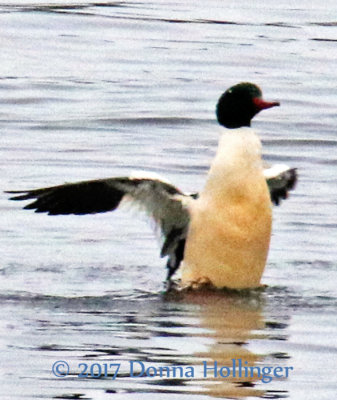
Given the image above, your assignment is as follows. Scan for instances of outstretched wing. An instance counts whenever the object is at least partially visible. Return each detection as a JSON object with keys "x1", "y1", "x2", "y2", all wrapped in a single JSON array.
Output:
[
  {"x1": 6, "y1": 176, "x2": 192, "y2": 280},
  {"x1": 6, "y1": 167, "x2": 297, "y2": 280},
  {"x1": 264, "y1": 164, "x2": 297, "y2": 205}
]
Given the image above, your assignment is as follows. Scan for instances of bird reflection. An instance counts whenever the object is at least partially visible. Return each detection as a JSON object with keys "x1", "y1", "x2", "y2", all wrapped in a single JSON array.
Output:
[{"x1": 167, "y1": 287, "x2": 268, "y2": 398}]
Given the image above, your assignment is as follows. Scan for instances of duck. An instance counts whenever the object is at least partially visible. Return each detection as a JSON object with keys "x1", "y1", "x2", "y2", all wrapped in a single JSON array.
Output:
[{"x1": 7, "y1": 82, "x2": 297, "y2": 290}]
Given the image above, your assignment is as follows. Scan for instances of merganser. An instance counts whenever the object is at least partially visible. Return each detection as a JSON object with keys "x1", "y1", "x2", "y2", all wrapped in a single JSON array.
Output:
[{"x1": 7, "y1": 82, "x2": 297, "y2": 289}]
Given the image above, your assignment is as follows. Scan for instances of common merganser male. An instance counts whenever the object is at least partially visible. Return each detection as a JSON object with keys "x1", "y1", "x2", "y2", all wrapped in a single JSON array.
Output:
[{"x1": 7, "y1": 82, "x2": 297, "y2": 289}]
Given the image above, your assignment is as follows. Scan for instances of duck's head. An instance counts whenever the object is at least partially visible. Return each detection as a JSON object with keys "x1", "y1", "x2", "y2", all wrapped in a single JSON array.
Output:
[{"x1": 216, "y1": 82, "x2": 280, "y2": 129}]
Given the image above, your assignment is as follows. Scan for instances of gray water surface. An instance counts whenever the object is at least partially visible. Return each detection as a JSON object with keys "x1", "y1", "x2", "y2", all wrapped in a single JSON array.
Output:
[{"x1": 0, "y1": 1, "x2": 336, "y2": 399}]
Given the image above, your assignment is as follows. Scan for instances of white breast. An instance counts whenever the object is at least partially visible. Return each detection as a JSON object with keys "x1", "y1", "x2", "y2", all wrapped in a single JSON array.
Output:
[{"x1": 181, "y1": 128, "x2": 272, "y2": 289}]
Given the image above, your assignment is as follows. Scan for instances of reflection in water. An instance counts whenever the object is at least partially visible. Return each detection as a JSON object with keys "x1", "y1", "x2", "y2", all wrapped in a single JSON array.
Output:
[
  {"x1": 184, "y1": 289, "x2": 267, "y2": 398},
  {"x1": 73, "y1": 288, "x2": 289, "y2": 399},
  {"x1": 165, "y1": 289, "x2": 267, "y2": 398},
  {"x1": 17, "y1": 288, "x2": 291, "y2": 399}
]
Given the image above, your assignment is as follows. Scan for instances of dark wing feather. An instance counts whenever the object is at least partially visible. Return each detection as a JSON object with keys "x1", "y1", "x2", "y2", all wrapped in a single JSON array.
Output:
[
  {"x1": 264, "y1": 165, "x2": 297, "y2": 206},
  {"x1": 6, "y1": 176, "x2": 192, "y2": 279},
  {"x1": 8, "y1": 179, "x2": 126, "y2": 215}
]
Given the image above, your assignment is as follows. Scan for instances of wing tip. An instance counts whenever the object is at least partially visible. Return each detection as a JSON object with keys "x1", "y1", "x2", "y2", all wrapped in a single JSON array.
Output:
[{"x1": 5, "y1": 190, "x2": 25, "y2": 199}]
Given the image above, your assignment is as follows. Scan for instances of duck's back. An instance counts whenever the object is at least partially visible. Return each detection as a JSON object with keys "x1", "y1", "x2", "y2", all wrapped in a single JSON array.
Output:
[{"x1": 181, "y1": 128, "x2": 272, "y2": 289}]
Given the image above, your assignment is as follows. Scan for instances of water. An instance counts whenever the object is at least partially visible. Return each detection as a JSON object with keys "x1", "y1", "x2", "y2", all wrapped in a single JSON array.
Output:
[{"x1": 0, "y1": 1, "x2": 336, "y2": 399}]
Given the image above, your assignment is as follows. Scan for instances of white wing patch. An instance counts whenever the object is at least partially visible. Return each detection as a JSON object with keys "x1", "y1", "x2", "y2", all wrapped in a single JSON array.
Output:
[{"x1": 263, "y1": 164, "x2": 293, "y2": 179}]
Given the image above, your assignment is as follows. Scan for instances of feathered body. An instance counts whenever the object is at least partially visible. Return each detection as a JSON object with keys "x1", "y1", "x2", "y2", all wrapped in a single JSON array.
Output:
[{"x1": 182, "y1": 128, "x2": 272, "y2": 288}]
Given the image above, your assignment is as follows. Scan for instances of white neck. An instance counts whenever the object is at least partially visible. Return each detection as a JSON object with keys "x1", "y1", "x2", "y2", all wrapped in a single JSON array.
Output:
[{"x1": 201, "y1": 127, "x2": 263, "y2": 200}]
